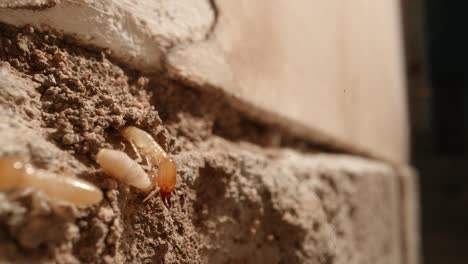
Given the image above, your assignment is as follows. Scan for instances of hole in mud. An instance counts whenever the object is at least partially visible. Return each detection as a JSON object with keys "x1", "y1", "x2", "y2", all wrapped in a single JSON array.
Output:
[{"x1": 193, "y1": 163, "x2": 229, "y2": 227}]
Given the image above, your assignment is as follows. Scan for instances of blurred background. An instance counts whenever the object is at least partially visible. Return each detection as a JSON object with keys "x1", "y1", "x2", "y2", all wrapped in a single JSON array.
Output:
[{"x1": 402, "y1": 0, "x2": 468, "y2": 263}]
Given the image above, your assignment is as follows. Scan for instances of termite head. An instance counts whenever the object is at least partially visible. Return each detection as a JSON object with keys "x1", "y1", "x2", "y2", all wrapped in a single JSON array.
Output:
[{"x1": 156, "y1": 158, "x2": 177, "y2": 208}]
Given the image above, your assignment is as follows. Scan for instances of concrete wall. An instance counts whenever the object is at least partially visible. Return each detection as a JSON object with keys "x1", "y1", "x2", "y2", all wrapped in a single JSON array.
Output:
[{"x1": 0, "y1": 1, "x2": 418, "y2": 263}]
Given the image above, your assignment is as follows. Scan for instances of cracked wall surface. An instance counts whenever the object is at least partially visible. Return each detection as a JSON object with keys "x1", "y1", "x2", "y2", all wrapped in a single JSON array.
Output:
[{"x1": 0, "y1": 23, "x2": 419, "y2": 264}]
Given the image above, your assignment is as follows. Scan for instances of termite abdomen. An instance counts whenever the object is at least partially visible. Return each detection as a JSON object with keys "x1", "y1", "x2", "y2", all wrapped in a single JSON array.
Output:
[
  {"x1": 0, "y1": 157, "x2": 103, "y2": 205},
  {"x1": 96, "y1": 149, "x2": 152, "y2": 192}
]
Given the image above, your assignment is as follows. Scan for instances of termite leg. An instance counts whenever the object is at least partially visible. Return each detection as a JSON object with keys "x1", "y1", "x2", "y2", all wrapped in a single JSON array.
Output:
[
  {"x1": 145, "y1": 156, "x2": 151, "y2": 168},
  {"x1": 162, "y1": 196, "x2": 171, "y2": 209},
  {"x1": 143, "y1": 188, "x2": 159, "y2": 203},
  {"x1": 166, "y1": 197, "x2": 172, "y2": 208},
  {"x1": 129, "y1": 141, "x2": 143, "y2": 163},
  {"x1": 140, "y1": 156, "x2": 152, "y2": 172},
  {"x1": 119, "y1": 142, "x2": 126, "y2": 152}
]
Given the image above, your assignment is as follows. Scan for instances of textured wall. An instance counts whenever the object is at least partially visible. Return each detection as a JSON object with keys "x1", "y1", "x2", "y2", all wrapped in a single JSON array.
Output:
[
  {"x1": 0, "y1": 1, "x2": 418, "y2": 263},
  {"x1": 0, "y1": 25, "x2": 418, "y2": 263}
]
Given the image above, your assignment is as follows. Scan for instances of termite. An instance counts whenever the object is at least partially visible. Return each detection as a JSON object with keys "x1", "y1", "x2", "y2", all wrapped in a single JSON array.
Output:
[
  {"x1": 0, "y1": 157, "x2": 103, "y2": 205},
  {"x1": 119, "y1": 126, "x2": 177, "y2": 208},
  {"x1": 96, "y1": 148, "x2": 152, "y2": 192}
]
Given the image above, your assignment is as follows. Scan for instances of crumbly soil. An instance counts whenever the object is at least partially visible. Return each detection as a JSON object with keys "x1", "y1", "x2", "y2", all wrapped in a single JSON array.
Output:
[{"x1": 0, "y1": 24, "x2": 404, "y2": 264}]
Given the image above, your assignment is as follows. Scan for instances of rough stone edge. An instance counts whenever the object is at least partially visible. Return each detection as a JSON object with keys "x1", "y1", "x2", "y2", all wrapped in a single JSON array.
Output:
[
  {"x1": 0, "y1": 0, "x2": 215, "y2": 71},
  {"x1": 396, "y1": 166, "x2": 421, "y2": 264}
]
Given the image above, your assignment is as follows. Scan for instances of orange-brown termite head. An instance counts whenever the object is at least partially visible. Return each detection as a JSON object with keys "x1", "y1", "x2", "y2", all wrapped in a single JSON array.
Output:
[{"x1": 156, "y1": 158, "x2": 177, "y2": 208}]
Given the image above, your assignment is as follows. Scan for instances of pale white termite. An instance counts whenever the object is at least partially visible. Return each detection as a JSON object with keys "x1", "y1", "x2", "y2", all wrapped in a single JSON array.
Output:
[
  {"x1": 0, "y1": 157, "x2": 103, "y2": 205},
  {"x1": 96, "y1": 148, "x2": 152, "y2": 192},
  {"x1": 119, "y1": 126, "x2": 177, "y2": 208}
]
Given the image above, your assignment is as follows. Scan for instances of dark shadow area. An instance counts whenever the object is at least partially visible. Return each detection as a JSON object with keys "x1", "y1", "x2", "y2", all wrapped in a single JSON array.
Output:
[{"x1": 402, "y1": 0, "x2": 468, "y2": 263}]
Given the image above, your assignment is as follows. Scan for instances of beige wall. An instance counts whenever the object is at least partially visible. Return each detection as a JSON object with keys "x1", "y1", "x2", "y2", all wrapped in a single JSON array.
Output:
[
  {"x1": 167, "y1": 0, "x2": 409, "y2": 164},
  {"x1": 0, "y1": 0, "x2": 409, "y2": 163}
]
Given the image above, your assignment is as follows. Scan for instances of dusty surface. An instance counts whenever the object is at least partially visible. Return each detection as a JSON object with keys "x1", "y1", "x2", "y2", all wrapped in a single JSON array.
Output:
[{"x1": 0, "y1": 24, "x2": 412, "y2": 263}]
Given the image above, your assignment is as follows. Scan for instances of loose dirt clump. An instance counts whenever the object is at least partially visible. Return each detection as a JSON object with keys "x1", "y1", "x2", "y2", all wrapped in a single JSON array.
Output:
[{"x1": 0, "y1": 23, "x2": 165, "y2": 157}]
